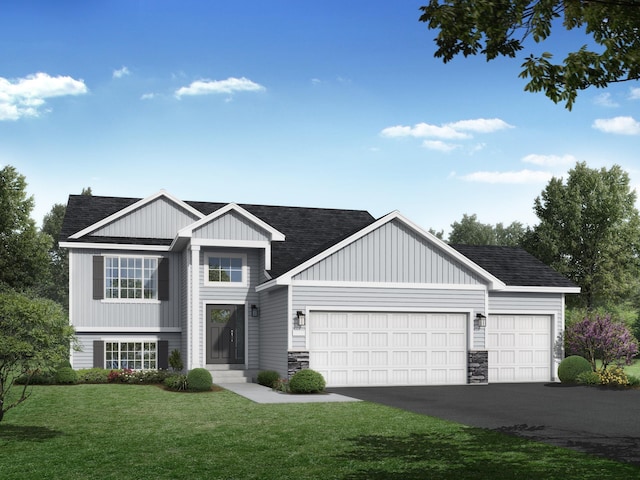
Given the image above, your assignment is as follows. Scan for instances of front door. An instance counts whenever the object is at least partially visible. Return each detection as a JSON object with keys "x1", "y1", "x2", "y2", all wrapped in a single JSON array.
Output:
[{"x1": 206, "y1": 305, "x2": 244, "y2": 364}]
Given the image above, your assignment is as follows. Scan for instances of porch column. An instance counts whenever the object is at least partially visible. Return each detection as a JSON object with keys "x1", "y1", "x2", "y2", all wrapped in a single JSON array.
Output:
[{"x1": 190, "y1": 245, "x2": 201, "y2": 369}]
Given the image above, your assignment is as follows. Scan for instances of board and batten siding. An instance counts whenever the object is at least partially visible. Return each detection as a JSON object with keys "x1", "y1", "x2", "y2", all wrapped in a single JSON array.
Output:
[
  {"x1": 69, "y1": 249, "x2": 181, "y2": 330},
  {"x1": 258, "y1": 285, "x2": 289, "y2": 376},
  {"x1": 91, "y1": 196, "x2": 200, "y2": 239},
  {"x1": 198, "y1": 247, "x2": 261, "y2": 369},
  {"x1": 293, "y1": 219, "x2": 485, "y2": 285},
  {"x1": 193, "y1": 210, "x2": 271, "y2": 241}
]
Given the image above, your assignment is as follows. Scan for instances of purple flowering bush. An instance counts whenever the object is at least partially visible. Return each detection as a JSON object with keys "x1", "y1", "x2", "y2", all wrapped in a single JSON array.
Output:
[{"x1": 566, "y1": 314, "x2": 639, "y2": 371}]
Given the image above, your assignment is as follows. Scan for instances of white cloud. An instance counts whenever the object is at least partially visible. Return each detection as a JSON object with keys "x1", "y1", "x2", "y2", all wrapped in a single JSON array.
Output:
[
  {"x1": 140, "y1": 93, "x2": 155, "y2": 100},
  {"x1": 460, "y1": 169, "x2": 553, "y2": 184},
  {"x1": 522, "y1": 153, "x2": 576, "y2": 167},
  {"x1": 592, "y1": 116, "x2": 640, "y2": 135},
  {"x1": 175, "y1": 77, "x2": 265, "y2": 98},
  {"x1": 113, "y1": 66, "x2": 130, "y2": 79},
  {"x1": 0, "y1": 72, "x2": 88, "y2": 121},
  {"x1": 594, "y1": 93, "x2": 619, "y2": 107},
  {"x1": 380, "y1": 118, "x2": 513, "y2": 141},
  {"x1": 629, "y1": 88, "x2": 640, "y2": 100},
  {"x1": 422, "y1": 140, "x2": 458, "y2": 152}
]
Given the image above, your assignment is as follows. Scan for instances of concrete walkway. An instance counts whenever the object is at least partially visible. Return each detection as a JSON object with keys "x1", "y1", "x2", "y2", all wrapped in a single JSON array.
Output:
[{"x1": 217, "y1": 382, "x2": 360, "y2": 404}]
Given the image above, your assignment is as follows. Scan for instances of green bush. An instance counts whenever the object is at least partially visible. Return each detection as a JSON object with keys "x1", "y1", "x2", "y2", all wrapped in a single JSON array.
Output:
[
  {"x1": 55, "y1": 367, "x2": 78, "y2": 385},
  {"x1": 76, "y1": 368, "x2": 109, "y2": 384},
  {"x1": 164, "y1": 374, "x2": 188, "y2": 391},
  {"x1": 186, "y1": 368, "x2": 212, "y2": 392},
  {"x1": 558, "y1": 355, "x2": 592, "y2": 383},
  {"x1": 14, "y1": 371, "x2": 54, "y2": 385},
  {"x1": 627, "y1": 375, "x2": 640, "y2": 387},
  {"x1": 257, "y1": 370, "x2": 280, "y2": 388},
  {"x1": 576, "y1": 370, "x2": 601, "y2": 385},
  {"x1": 169, "y1": 349, "x2": 184, "y2": 371},
  {"x1": 289, "y1": 369, "x2": 326, "y2": 394},
  {"x1": 57, "y1": 360, "x2": 73, "y2": 370}
]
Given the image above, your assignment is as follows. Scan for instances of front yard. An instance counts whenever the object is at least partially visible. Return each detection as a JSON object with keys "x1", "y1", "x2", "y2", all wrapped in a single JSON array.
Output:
[{"x1": 1, "y1": 384, "x2": 638, "y2": 479}]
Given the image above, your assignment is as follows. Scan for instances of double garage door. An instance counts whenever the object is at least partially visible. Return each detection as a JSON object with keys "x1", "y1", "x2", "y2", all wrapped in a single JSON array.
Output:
[{"x1": 308, "y1": 311, "x2": 552, "y2": 387}]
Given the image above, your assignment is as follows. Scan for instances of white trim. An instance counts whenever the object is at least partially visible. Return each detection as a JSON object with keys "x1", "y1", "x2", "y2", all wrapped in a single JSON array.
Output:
[
  {"x1": 204, "y1": 252, "x2": 248, "y2": 287},
  {"x1": 60, "y1": 242, "x2": 170, "y2": 252},
  {"x1": 177, "y1": 203, "x2": 285, "y2": 241},
  {"x1": 99, "y1": 335, "x2": 161, "y2": 341},
  {"x1": 69, "y1": 190, "x2": 204, "y2": 239},
  {"x1": 264, "y1": 210, "x2": 506, "y2": 290},
  {"x1": 290, "y1": 280, "x2": 488, "y2": 291},
  {"x1": 76, "y1": 327, "x2": 181, "y2": 333},
  {"x1": 287, "y1": 284, "x2": 294, "y2": 350},
  {"x1": 501, "y1": 285, "x2": 581, "y2": 294},
  {"x1": 191, "y1": 239, "x2": 270, "y2": 249},
  {"x1": 190, "y1": 246, "x2": 201, "y2": 368}
]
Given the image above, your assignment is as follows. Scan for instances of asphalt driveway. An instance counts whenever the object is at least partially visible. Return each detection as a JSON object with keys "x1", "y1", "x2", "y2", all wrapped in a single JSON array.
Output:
[{"x1": 329, "y1": 383, "x2": 640, "y2": 465}]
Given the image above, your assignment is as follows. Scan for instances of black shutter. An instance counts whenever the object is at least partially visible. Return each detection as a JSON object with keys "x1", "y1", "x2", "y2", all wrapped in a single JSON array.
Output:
[
  {"x1": 93, "y1": 340, "x2": 105, "y2": 368},
  {"x1": 158, "y1": 341, "x2": 169, "y2": 370},
  {"x1": 158, "y1": 258, "x2": 169, "y2": 301},
  {"x1": 92, "y1": 256, "x2": 104, "y2": 300}
]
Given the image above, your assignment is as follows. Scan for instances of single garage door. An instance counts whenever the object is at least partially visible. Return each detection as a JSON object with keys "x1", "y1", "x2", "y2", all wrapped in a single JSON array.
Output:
[
  {"x1": 309, "y1": 311, "x2": 468, "y2": 387},
  {"x1": 488, "y1": 314, "x2": 551, "y2": 382}
]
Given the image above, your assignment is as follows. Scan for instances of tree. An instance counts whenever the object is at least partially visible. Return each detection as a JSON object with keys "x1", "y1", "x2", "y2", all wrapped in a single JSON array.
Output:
[
  {"x1": 448, "y1": 213, "x2": 525, "y2": 246},
  {"x1": 565, "y1": 314, "x2": 638, "y2": 371},
  {"x1": 40, "y1": 203, "x2": 69, "y2": 310},
  {"x1": 0, "y1": 288, "x2": 75, "y2": 422},
  {"x1": 419, "y1": 1, "x2": 640, "y2": 109},
  {"x1": 523, "y1": 162, "x2": 640, "y2": 309},
  {"x1": 0, "y1": 166, "x2": 52, "y2": 291}
]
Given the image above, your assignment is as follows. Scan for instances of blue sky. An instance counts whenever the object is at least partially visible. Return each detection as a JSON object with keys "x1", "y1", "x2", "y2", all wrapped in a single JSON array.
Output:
[{"x1": 1, "y1": 1, "x2": 638, "y2": 235}]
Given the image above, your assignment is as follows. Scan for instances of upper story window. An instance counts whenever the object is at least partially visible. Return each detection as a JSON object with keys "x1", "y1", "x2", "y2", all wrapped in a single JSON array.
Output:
[
  {"x1": 105, "y1": 256, "x2": 158, "y2": 300},
  {"x1": 205, "y1": 253, "x2": 247, "y2": 286}
]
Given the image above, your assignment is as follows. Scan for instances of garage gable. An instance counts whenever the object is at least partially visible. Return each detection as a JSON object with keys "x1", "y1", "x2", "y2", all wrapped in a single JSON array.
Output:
[{"x1": 291, "y1": 213, "x2": 499, "y2": 287}]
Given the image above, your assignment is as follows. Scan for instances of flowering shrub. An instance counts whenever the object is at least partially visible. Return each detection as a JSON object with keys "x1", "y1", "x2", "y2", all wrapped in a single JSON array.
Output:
[
  {"x1": 565, "y1": 314, "x2": 639, "y2": 371},
  {"x1": 106, "y1": 369, "x2": 170, "y2": 384},
  {"x1": 107, "y1": 368, "x2": 135, "y2": 383},
  {"x1": 597, "y1": 366, "x2": 629, "y2": 387}
]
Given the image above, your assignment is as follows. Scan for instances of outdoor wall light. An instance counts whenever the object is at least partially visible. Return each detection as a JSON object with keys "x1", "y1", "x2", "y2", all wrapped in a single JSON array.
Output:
[
  {"x1": 296, "y1": 310, "x2": 306, "y2": 326},
  {"x1": 251, "y1": 305, "x2": 259, "y2": 318},
  {"x1": 476, "y1": 313, "x2": 487, "y2": 328}
]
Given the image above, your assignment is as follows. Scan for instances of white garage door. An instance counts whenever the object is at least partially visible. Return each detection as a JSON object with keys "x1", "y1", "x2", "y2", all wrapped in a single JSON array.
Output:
[
  {"x1": 309, "y1": 311, "x2": 468, "y2": 387},
  {"x1": 488, "y1": 314, "x2": 551, "y2": 382}
]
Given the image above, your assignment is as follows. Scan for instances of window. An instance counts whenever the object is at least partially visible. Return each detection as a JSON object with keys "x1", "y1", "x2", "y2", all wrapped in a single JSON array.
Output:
[
  {"x1": 105, "y1": 342, "x2": 157, "y2": 370},
  {"x1": 205, "y1": 254, "x2": 246, "y2": 286},
  {"x1": 105, "y1": 256, "x2": 158, "y2": 300}
]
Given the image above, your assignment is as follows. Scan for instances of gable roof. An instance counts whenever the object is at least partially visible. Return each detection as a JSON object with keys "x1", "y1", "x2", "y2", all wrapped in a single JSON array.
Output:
[
  {"x1": 450, "y1": 244, "x2": 579, "y2": 290},
  {"x1": 60, "y1": 194, "x2": 376, "y2": 277}
]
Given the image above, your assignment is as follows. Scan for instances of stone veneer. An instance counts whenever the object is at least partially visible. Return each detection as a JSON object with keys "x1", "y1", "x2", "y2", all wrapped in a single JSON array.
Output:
[
  {"x1": 287, "y1": 351, "x2": 309, "y2": 378},
  {"x1": 468, "y1": 350, "x2": 488, "y2": 384}
]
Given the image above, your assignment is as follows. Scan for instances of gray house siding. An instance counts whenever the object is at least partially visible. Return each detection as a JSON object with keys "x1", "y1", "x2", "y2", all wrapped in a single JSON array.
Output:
[
  {"x1": 180, "y1": 248, "x2": 191, "y2": 370},
  {"x1": 69, "y1": 248, "x2": 181, "y2": 330},
  {"x1": 193, "y1": 210, "x2": 271, "y2": 241},
  {"x1": 258, "y1": 285, "x2": 289, "y2": 376},
  {"x1": 293, "y1": 219, "x2": 485, "y2": 285},
  {"x1": 198, "y1": 247, "x2": 261, "y2": 369},
  {"x1": 91, "y1": 196, "x2": 200, "y2": 239}
]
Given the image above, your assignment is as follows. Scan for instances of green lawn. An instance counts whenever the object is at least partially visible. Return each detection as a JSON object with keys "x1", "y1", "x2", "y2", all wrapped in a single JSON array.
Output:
[{"x1": 1, "y1": 384, "x2": 638, "y2": 480}]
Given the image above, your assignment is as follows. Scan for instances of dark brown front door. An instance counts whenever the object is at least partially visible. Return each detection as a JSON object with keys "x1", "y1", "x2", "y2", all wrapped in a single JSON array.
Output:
[{"x1": 206, "y1": 305, "x2": 244, "y2": 364}]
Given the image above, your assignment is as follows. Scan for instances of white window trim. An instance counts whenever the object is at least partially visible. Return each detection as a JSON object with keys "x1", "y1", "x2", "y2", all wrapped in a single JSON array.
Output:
[
  {"x1": 103, "y1": 254, "x2": 162, "y2": 303},
  {"x1": 204, "y1": 252, "x2": 248, "y2": 287},
  {"x1": 104, "y1": 340, "x2": 159, "y2": 370}
]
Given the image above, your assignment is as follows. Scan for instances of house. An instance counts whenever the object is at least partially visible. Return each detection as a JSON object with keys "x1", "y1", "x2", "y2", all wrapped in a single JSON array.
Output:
[{"x1": 60, "y1": 190, "x2": 579, "y2": 386}]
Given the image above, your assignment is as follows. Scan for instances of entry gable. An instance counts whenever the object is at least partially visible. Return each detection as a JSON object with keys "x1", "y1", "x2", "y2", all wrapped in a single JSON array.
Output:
[
  {"x1": 69, "y1": 190, "x2": 204, "y2": 240},
  {"x1": 260, "y1": 211, "x2": 505, "y2": 290}
]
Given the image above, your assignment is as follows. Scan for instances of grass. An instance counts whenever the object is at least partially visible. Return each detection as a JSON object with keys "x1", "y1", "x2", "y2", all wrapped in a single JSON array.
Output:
[{"x1": 1, "y1": 384, "x2": 639, "y2": 479}]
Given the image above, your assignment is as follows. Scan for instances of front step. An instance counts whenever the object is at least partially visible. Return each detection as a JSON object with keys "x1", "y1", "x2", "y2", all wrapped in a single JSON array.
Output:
[{"x1": 205, "y1": 367, "x2": 257, "y2": 384}]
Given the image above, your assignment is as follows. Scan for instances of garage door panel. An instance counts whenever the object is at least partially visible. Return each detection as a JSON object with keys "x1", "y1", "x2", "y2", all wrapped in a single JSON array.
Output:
[
  {"x1": 310, "y1": 311, "x2": 468, "y2": 387},
  {"x1": 489, "y1": 314, "x2": 551, "y2": 383}
]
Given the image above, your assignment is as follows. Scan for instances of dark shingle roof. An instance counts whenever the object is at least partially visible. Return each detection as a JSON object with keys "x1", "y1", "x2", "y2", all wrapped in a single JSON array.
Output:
[
  {"x1": 450, "y1": 244, "x2": 578, "y2": 288},
  {"x1": 60, "y1": 195, "x2": 376, "y2": 277}
]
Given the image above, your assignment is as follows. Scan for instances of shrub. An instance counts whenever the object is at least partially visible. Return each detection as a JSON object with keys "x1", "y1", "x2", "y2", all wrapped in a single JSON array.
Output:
[
  {"x1": 56, "y1": 360, "x2": 72, "y2": 370},
  {"x1": 131, "y1": 369, "x2": 171, "y2": 384},
  {"x1": 576, "y1": 370, "x2": 601, "y2": 386},
  {"x1": 272, "y1": 378, "x2": 290, "y2": 393},
  {"x1": 164, "y1": 374, "x2": 188, "y2": 391},
  {"x1": 169, "y1": 349, "x2": 184, "y2": 372},
  {"x1": 14, "y1": 371, "x2": 54, "y2": 385},
  {"x1": 558, "y1": 355, "x2": 592, "y2": 383},
  {"x1": 289, "y1": 369, "x2": 326, "y2": 394},
  {"x1": 54, "y1": 367, "x2": 78, "y2": 385},
  {"x1": 257, "y1": 370, "x2": 280, "y2": 388},
  {"x1": 627, "y1": 375, "x2": 640, "y2": 387},
  {"x1": 186, "y1": 368, "x2": 212, "y2": 392},
  {"x1": 598, "y1": 366, "x2": 629, "y2": 387},
  {"x1": 76, "y1": 368, "x2": 109, "y2": 384}
]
